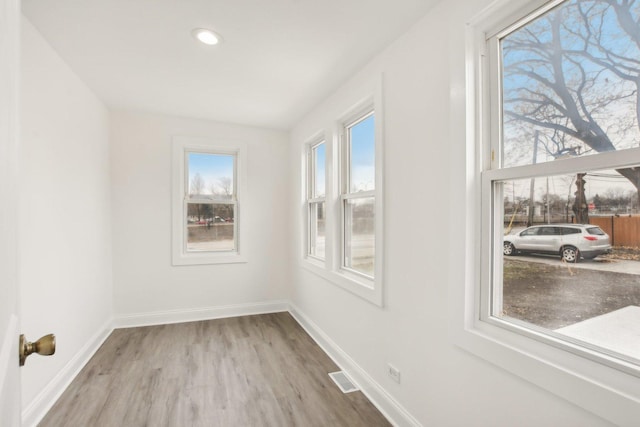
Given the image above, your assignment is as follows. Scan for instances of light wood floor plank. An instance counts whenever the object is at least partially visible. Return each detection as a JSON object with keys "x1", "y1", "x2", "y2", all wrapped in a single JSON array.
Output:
[{"x1": 39, "y1": 313, "x2": 391, "y2": 427}]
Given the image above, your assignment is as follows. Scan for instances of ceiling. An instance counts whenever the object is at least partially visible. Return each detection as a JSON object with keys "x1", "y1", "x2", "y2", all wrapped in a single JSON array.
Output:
[{"x1": 22, "y1": 0, "x2": 438, "y2": 130}]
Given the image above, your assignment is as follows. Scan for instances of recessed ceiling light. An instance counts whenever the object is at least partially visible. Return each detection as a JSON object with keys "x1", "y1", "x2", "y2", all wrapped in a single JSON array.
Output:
[{"x1": 191, "y1": 28, "x2": 223, "y2": 46}]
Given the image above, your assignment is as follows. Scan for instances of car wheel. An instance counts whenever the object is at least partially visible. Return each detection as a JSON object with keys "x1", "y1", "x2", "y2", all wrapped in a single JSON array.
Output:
[
  {"x1": 503, "y1": 242, "x2": 516, "y2": 256},
  {"x1": 561, "y1": 246, "x2": 579, "y2": 263}
]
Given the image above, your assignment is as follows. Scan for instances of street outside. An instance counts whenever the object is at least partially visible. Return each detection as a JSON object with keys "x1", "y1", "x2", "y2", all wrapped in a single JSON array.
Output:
[{"x1": 187, "y1": 224, "x2": 234, "y2": 251}]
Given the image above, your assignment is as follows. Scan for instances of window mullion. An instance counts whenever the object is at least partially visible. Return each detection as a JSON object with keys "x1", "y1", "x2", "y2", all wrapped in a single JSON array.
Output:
[
  {"x1": 485, "y1": 147, "x2": 640, "y2": 182},
  {"x1": 342, "y1": 191, "x2": 375, "y2": 200}
]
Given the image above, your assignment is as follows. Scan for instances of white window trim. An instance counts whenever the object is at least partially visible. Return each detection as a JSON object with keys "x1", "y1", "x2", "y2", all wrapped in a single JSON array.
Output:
[
  {"x1": 340, "y1": 110, "x2": 376, "y2": 281},
  {"x1": 452, "y1": 1, "x2": 640, "y2": 425},
  {"x1": 301, "y1": 76, "x2": 385, "y2": 306},
  {"x1": 306, "y1": 138, "x2": 326, "y2": 263},
  {"x1": 172, "y1": 136, "x2": 247, "y2": 266}
]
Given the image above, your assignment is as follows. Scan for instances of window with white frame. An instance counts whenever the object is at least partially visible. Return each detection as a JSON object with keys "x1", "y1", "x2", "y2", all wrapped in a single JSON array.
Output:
[
  {"x1": 172, "y1": 136, "x2": 246, "y2": 265},
  {"x1": 300, "y1": 82, "x2": 384, "y2": 306},
  {"x1": 307, "y1": 140, "x2": 326, "y2": 260},
  {"x1": 341, "y1": 110, "x2": 376, "y2": 278},
  {"x1": 483, "y1": 0, "x2": 640, "y2": 372}
]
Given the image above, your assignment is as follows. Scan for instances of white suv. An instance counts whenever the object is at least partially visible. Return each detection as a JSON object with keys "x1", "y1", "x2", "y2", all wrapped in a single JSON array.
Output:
[{"x1": 503, "y1": 224, "x2": 611, "y2": 263}]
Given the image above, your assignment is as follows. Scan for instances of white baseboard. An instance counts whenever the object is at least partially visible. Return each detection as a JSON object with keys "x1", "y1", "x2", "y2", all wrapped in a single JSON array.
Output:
[
  {"x1": 21, "y1": 318, "x2": 113, "y2": 427},
  {"x1": 22, "y1": 301, "x2": 419, "y2": 427},
  {"x1": 0, "y1": 315, "x2": 20, "y2": 427},
  {"x1": 113, "y1": 300, "x2": 289, "y2": 329},
  {"x1": 289, "y1": 303, "x2": 422, "y2": 427}
]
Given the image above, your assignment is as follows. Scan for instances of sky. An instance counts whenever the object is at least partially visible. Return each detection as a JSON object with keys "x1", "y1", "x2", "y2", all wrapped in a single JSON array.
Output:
[
  {"x1": 501, "y1": 0, "x2": 640, "y2": 165},
  {"x1": 350, "y1": 114, "x2": 375, "y2": 192},
  {"x1": 188, "y1": 152, "x2": 234, "y2": 195},
  {"x1": 314, "y1": 142, "x2": 325, "y2": 197},
  {"x1": 499, "y1": 0, "x2": 640, "y2": 200},
  {"x1": 311, "y1": 114, "x2": 374, "y2": 196}
]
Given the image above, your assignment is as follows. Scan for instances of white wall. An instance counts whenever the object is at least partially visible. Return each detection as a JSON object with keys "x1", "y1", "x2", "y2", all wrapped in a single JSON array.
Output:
[
  {"x1": 19, "y1": 16, "x2": 113, "y2": 419},
  {"x1": 289, "y1": 1, "x2": 615, "y2": 426},
  {"x1": 17, "y1": 0, "x2": 632, "y2": 425},
  {"x1": 0, "y1": 1, "x2": 21, "y2": 425},
  {"x1": 110, "y1": 111, "x2": 290, "y2": 321}
]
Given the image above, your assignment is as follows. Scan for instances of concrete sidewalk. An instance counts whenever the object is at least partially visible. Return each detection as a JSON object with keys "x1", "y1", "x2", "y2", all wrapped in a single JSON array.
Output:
[{"x1": 556, "y1": 306, "x2": 640, "y2": 361}]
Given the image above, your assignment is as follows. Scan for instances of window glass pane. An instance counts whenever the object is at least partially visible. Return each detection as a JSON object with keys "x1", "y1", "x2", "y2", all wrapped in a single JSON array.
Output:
[
  {"x1": 521, "y1": 227, "x2": 539, "y2": 236},
  {"x1": 500, "y1": 0, "x2": 640, "y2": 168},
  {"x1": 188, "y1": 152, "x2": 234, "y2": 199},
  {"x1": 344, "y1": 197, "x2": 375, "y2": 276},
  {"x1": 313, "y1": 143, "x2": 325, "y2": 198},
  {"x1": 562, "y1": 227, "x2": 581, "y2": 235},
  {"x1": 309, "y1": 201, "x2": 325, "y2": 259},
  {"x1": 587, "y1": 227, "x2": 606, "y2": 235},
  {"x1": 498, "y1": 168, "x2": 640, "y2": 361},
  {"x1": 186, "y1": 203, "x2": 235, "y2": 251},
  {"x1": 349, "y1": 114, "x2": 375, "y2": 192}
]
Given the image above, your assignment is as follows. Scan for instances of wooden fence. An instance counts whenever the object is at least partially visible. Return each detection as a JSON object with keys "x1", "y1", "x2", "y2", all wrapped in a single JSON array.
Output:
[{"x1": 589, "y1": 216, "x2": 640, "y2": 247}]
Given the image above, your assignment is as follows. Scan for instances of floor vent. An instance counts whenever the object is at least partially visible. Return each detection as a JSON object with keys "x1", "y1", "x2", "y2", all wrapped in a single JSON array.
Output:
[{"x1": 328, "y1": 371, "x2": 359, "y2": 393}]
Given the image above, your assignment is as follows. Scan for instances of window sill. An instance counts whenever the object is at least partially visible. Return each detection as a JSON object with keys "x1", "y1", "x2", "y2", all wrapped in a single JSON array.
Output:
[
  {"x1": 452, "y1": 313, "x2": 640, "y2": 426},
  {"x1": 172, "y1": 252, "x2": 247, "y2": 266},
  {"x1": 301, "y1": 258, "x2": 382, "y2": 307}
]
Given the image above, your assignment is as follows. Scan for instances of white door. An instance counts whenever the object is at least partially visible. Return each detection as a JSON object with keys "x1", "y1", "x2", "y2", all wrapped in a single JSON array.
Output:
[{"x1": 0, "y1": 0, "x2": 22, "y2": 425}]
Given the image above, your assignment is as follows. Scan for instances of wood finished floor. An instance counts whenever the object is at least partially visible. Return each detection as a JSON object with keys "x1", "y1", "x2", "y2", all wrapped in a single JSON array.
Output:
[{"x1": 39, "y1": 313, "x2": 391, "y2": 427}]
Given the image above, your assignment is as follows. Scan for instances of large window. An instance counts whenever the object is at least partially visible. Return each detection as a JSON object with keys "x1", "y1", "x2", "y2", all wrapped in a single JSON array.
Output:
[
  {"x1": 172, "y1": 137, "x2": 246, "y2": 265},
  {"x1": 483, "y1": 0, "x2": 640, "y2": 372},
  {"x1": 342, "y1": 111, "x2": 375, "y2": 278},
  {"x1": 307, "y1": 141, "x2": 326, "y2": 259},
  {"x1": 300, "y1": 82, "x2": 384, "y2": 306}
]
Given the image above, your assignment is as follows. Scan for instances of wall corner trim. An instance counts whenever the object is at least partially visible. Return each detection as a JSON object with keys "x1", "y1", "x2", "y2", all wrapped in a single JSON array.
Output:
[
  {"x1": 289, "y1": 303, "x2": 422, "y2": 427},
  {"x1": 21, "y1": 318, "x2": 114, "y2": 427}
]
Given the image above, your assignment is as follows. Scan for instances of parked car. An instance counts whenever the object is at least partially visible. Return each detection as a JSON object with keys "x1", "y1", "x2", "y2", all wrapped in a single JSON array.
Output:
[{"x1": 503, "y1": 224, "x2": 611, "y2": 262}]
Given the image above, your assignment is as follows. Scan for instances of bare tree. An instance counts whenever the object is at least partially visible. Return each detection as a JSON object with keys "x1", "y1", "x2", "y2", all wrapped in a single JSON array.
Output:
[
  {"x1": 569, "y1": 0, "x2": 640, "y2": 196},
  {"x1": 190, "y1": 173, "x2": 205, "y2": 196},
  {"x1": 189, "y1": 173, "x2": 205, "y2": 220},
  {"x1": 218, "y1": 176, "x2": 232, "y2": 198},
  {"x1": 502, "y1": 0, "x2": 640, "y2": 201}
]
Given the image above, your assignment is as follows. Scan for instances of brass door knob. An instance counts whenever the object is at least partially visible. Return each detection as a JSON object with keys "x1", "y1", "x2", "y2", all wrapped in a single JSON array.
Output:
[{"x1": 19, "y1": 333, "x2": 56, "y2": 366}]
